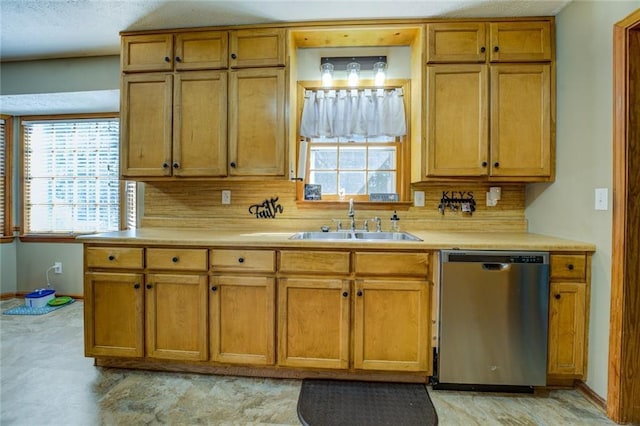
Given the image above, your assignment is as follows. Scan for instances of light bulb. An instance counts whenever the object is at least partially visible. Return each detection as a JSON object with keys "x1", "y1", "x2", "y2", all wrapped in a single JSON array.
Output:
[
  {"x1": 321, "y1": 62, "x2": 334, "y2": 87},
  {"x1": 346, "y1": 62, "x2": 360, "y2": 87},
  {"x1": 373, "y1": 61, "x2": 386, "y2": 86}
]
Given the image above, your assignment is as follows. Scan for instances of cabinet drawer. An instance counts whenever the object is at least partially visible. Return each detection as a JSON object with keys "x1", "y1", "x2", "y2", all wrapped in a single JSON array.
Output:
[
  {"x1": 146, "y1": 248, "x2": 208, "y2": 271},
  {"x1": 354, "y1": 252, "x2": 429, "y2": 277},
  {"x1": 551, "y1": 254, "x2": 586, "y2": 281},
  {"x1": 279, "y1": 251, "x2": 350, "y2": 275},
  {"x1": 86, "y1": 247, "x2": 144, "y2": 269},
  {"x1": 210, "y1": 249, "x2": 275, "y2": 273}
]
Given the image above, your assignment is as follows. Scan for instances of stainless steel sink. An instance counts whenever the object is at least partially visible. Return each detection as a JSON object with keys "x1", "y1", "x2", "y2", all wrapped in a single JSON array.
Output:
[{"x1": 289, "y1": 231, "x2": 421, "y2": 241}]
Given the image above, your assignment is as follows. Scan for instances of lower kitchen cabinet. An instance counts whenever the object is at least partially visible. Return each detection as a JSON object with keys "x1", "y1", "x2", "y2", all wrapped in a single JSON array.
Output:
[
  {"x1": 353, "y1": 279, "x2": 431, "y2": 372},
  {"x1": 547, "y1": 281, "x2": 586, "y2": 376},
  {"x1": 209, "y1": 275, "x2": 275, "y2": 365},
  {"x1": 84, "y1": 272, "x2": 144, "y2": 358},
  {"x1": 277, "y1": 277, "x2": 350, "y2": 369},
  {"x1": 145, "y1": 273, "x2": 209, "y2": 361}
]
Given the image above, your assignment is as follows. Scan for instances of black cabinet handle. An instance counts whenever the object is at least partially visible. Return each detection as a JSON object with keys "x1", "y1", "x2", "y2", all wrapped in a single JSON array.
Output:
[
  {"x1": 480, "y1": 46, "x2": 486, "y2": 53},
  {"x1": 172, "y1": 256, "x2": 179, "y2": 263},
  {"x1": 164, "y1": 56, "x2": 170, "y2": 62},
  {"x1": 357, "y1": 290, "x2": 363, "y2": 297},
  {"x1": 146, "y1": 284, "x2": 152, "y2": 289},
  {"x1": 230, "y1": 161, "x2": 237, "y2": 168},
  {"x1": 238, "y1": 257, "x2": 245, "y2": 263},
  {"x1": 211, "y1": 286, "x2": 218, "y2": 292},
  {"x1": 175, "y1": 56, "x2": 182, "y2": 62},
  {"x1": 162, "y1": 162, "x2": 169, "y2": 169},
  {"x1": 494, "y1": 46, "x2": 499, "y2": 52},
  {"x1": 342, "y1": 291, "x2": 349, "y2": 298},
  {"x1": 481, "y1": 161, "x2": 488, "y2": 167},
  {"x1": 134, "y1": 283, "x2": 140, "y2": 289},
  {"x1": 231, "y1": 53, "x2": 237, "y2": 59},
  {"x1": 108, "y1": 255, "x2": 115, "y2": 261},
  {"x1": 567, "y1": 264, "x2": 574, "y2": 270},
  {"x1": 494, "y1": 162, "x2": 500, "y2": 167},
  {"x1": 173, "y1": 162, "x2": 180, "y2": 169},
  {"x1": 554, "y1": 294, "x2": 561, "y2": 300}
]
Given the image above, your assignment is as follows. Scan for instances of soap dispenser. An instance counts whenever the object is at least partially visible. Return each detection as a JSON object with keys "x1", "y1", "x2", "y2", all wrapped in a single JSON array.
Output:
[{"x1": 390, "y1": 210, "x2": 400, "y2": 232}]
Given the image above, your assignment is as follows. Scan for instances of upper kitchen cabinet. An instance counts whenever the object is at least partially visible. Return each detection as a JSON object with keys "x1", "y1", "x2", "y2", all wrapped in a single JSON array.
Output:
[
  {"x1": 121, "y1": 31, "x2": 229, "y2": 72},
  {"x1": 229, "y1": 29, "x2": 286, "y2": 68},
  {"x1": 426, "y1": 21, "x2": 552, "y2": 63},
  {"x1": 421, "y1": 18, "x2": 554, "y2": 182}
]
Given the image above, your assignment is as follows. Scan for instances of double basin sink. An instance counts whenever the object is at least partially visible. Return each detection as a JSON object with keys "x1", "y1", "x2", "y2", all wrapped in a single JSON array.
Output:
[{"x1": 290, "y1": 231, "x2": 422, "y2": 241}]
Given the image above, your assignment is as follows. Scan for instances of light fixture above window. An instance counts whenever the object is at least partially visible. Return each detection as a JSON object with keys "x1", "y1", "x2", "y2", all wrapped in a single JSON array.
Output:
[{"x1": 319, "y1": 56, "x2": 387, "y2": 87}]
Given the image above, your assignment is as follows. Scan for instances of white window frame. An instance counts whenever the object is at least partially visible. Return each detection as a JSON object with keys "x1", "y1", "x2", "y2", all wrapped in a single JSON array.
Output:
[{"x1": 0, "y1": 115, "x2": 12, "y2": 239}]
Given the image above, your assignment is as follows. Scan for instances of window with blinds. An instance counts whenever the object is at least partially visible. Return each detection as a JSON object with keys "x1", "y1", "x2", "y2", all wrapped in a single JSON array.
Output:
[
  {"x1": 0, "y1": 118, "x2": 6, "y2": 236},
  {"x1": 22, "y1": 117, "x2": 135, "y2": 234}
]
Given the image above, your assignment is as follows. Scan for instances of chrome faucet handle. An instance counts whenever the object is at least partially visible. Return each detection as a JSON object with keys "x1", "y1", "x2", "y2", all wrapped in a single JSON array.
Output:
[{"x1": 331, "y1": 219, "x2": 342, "y2": 231}]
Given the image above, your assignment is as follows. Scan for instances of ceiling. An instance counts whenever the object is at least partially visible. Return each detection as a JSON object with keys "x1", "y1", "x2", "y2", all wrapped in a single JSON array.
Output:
[
  {"x1": 1, "y1": 0, "x2": 572, "y2": 61},
  {"x1": 0, "y1": 0, "x2": 572, "y2": 115}
]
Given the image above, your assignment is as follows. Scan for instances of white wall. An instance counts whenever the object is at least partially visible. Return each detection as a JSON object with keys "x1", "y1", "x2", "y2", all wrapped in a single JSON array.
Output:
[
  {"x1": 526, "y1": 0, "x2": 639, "y2": 400},
  {"x1": 0, "y1": 242, "x2": 17, "y2": 294}
]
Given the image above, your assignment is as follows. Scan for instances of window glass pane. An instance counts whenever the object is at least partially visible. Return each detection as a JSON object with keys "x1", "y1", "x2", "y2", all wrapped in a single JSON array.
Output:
[
  {"x1": 339, "y1": 172, "x2": 366, "y2": 195},
  {"x1": 368, "y1": 147, "x2": 396, "y2": 170},
  {"x1": 338, "y1": 147, "x2": 366, "y2": 170},
  {"x1": 310, "y1": 147, "x2": 337, "y2": 170},
  {"x1": 368, "y1": 172, "x2": 395, "y2": 194},
  {"x1": 309, "y1": 171, "x2": 337, "y2": 194}
]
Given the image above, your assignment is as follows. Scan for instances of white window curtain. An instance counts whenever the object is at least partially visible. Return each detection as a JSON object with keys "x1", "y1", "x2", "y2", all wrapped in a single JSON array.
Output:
[{"x1": 300, "y1": 88, "x2": 406, "y2": 138}]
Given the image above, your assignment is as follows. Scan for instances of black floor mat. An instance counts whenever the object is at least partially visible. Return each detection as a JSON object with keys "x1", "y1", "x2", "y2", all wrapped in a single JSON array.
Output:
[{"x1": 297, "y1": 379, "x2": 438, "y2": 426}]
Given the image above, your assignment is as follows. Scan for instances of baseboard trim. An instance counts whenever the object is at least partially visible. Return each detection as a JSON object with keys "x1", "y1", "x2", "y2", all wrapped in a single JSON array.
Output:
[{"x1": 576, "y1": 380, "x2": 606, "y2": 412}]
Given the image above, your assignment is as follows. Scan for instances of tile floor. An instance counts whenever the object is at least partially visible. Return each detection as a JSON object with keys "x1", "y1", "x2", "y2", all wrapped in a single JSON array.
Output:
[{"x1": 0, "y1": 298, "x2": 615, "y2": 425}]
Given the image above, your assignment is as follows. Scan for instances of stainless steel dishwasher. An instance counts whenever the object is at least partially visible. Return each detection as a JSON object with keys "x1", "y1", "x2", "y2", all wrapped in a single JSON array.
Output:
[{"x1": 436, "y1": 250, "x2": 550, "y2": 390}]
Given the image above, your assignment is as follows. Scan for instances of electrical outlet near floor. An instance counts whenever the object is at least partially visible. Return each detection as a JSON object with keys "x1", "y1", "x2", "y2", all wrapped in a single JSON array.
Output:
[
  {"x1": 54, "y1": 262, "x2": 62, "y2": 274},
  {"x1": 221, "y1": 190, "x2": 231, "y2": 205}
]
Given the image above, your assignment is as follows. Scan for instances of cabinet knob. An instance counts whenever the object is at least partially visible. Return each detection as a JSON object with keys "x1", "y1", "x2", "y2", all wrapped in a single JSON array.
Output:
[
  {"x1": 211, "y1": 286, "x2": 218, "y2": 292},
  {"x1": 108, "y1": 255, "x2": 115, "y2": 261},
  {"x1": 175, "y1": 56, "x2": 182, "y2": 62},
  {"x1": 172, "y1": 256, "x2": 179, "y2": 263},
  {"x1": 342, "y1": 291, "x2": 349, "y2": 298},
  {"x1": 231, "y1": 53, "x2": 237, "y2": 59},
  {"x1": 162, "y1": 162, "x2": 169, "y2": 169},
  {"x1": 481, "y1": 161, "x2": 488, "y2": 167},
  {"x1": 554, "y1": 294, "x2": 561, "y2": 300},
  {"x1": 173, "y1": 162, "x2": 180, "y2": 169},
  {"x1": 357, "y1": 290, "x2": 363, "y2": 297},
  {"x1": 494, "y1": 46, "x2": 499, "y2": 52},
  {"x1": 230, "y1": 161, "x2": 237, "y2": 168},
  {"x1": 480, "y1": 46, "x2": 486, "y2": 53},
  {"x1": 146, "y1": 284, "x2": 153, "y2": 289},
  {"x1": 567, "y1": 264, "x2": 574, "y2": 270},
  {"x1": 164, "y1": 56, "x2": 171, "y2": 63},
  {"x1": 238, "y1": 257, "x2": 245, "y2": 263},
  {"x1": 494, "y1": 162, "x2": 500, "y2": 168},
  {"x1": 134, "y1": 283, "x2": 140, "y2": 289}
]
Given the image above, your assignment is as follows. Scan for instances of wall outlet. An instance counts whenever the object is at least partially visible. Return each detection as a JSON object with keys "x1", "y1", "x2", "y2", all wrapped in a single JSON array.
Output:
[
  {"x1": 53, "y1": 262, "x2": 62, "y2": 274},
  {"x1": 595, "y1": 188, "x2": 608, "y2": 210},
  {"x1": 221, "y1": 190, "x2": 231, "y2": 205},
  {"x1": 414, "y1": 191, "x2": 425, "y2": 207}
]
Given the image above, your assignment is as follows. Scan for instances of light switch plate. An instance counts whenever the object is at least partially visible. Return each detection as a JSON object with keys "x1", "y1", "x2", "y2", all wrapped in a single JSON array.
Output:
[
  {"x1": 414, "y1": 191, "x2": 425, "y2": 207},
  {"x1": 595, "y1": 188, "x2": 608, "y2": 210},
  {"x1": 221, "y1": 190, "x2": 231, "y2": 205}
]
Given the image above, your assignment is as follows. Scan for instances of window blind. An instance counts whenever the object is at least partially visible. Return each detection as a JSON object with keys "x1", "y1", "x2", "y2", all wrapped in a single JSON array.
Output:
[
  {"x1": 0, "y1": 118, "x2": 5, "y2": 236},
  {"x1": 124, "y1": 181, "x2": 137, "y2": 230},
  {"x1": 23, "y1": 118, "x2": 121, "y2": 234}
]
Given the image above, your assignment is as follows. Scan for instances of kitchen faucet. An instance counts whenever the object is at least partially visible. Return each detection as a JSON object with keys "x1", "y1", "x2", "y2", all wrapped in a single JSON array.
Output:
[{"x1": 348, "y1": 198, "x2": 356, "y2": 231}]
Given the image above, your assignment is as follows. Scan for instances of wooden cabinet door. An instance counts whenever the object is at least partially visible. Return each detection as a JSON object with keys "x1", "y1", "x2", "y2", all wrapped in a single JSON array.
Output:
[
  {"x1": 210, "y1": 276, "x2": 275, "y2": 365},
  {"x1": 426, "y1": 23, "x2": 487, "y2": 63},
  {"x1": 548, "y1": 282, "x2": 586, "y2": 376},
  {"x1": 84, "y1": 272, "x2": 144, "y2": 357},
  {"x1": 353, "y1": 280, "x2": 430, "y2": 372},
  {"x1": 175, "y1": 31, "x2": 228, "y2": 71},
  {"x1": 426, "y1": 64, "x2": 488, "y2": 177},
  {"x1": 228, "y1": 68, "x2": 286, "y2": 176},
  {"x1": 229, "y1": 28, "x2": 286, "y2": 68},
  {"x1": 121, "y1": 73, "x2": 173, "y2": 177},
  {"x1": 489, "y1": 64, "x2": 551, "y2": 178},
  {"x1": 173, "y1": 71, "x2": 228, "y2": 177},
  {"x1": 489, "y1": 21, "x2": 552, "y2": 62},
  {"x1": 145, "y1": 273, "x2": 208, "y2": 361},
  {"x1": 278, "y1": 278, "x2": 350, "y2": 369},
  {"x1": 121, "y1": 34, "x2": 173, "y2": 72}
]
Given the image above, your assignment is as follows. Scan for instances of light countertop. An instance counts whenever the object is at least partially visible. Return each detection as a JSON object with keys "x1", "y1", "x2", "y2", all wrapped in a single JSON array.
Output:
[{"x1": 77, "y1": 228, "x2": 596, "y2": 252}]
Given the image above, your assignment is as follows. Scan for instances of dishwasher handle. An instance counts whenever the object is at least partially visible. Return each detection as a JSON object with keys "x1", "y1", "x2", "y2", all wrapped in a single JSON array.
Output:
[{"x1": 482, "y1": 263, "x2": 511, "y2": 271}]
